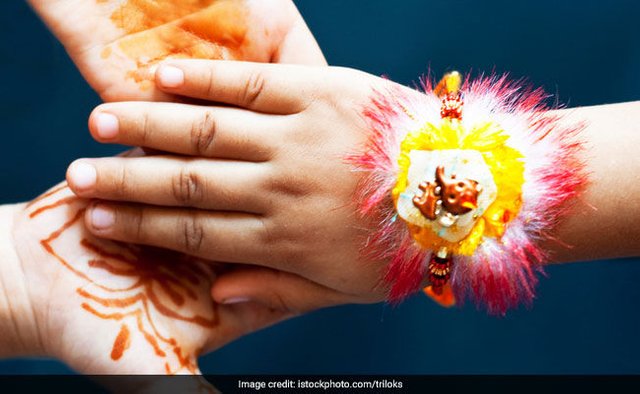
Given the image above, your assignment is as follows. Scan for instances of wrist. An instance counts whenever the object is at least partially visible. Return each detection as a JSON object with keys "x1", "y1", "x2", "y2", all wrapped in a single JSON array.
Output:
[
  {"x1": 0, "y1": 203, "x2": 44, "y2": 357},
  {"x1": 348, "y1": 72, "x2": 586, "y2": 314}
]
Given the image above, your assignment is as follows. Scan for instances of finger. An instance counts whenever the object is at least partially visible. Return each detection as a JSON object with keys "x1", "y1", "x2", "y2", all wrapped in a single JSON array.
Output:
[
  {"x1": 154, "y1": 60, "x2": 318, "y2": 114},
  {"x1": 249, "y1": 0, "x2": 327, "y2": 66},
  {"x1": 90, "y1": 102, "x2": 281, "y2": 162},
  {"x1": 84, "y1": 203, "x2": 275, "y2": 266},
  {"x1": 272, "y1": 11, "x2": 327, "y2": 66},
  {"x1": 67, "y1": 156, "x2": 270, "y2": 213},
  {"x1": 211, "y1": 266, "x2": 353, "y2": 314},
  {"x1": 275, "y1": 33, "x2": 327, "y2": 66}
]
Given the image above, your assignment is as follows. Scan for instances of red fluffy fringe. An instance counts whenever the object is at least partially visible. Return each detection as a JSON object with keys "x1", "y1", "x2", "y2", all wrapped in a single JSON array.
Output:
[{"x1": 347, "y1": 74, "x2": 586, "y2": 315}]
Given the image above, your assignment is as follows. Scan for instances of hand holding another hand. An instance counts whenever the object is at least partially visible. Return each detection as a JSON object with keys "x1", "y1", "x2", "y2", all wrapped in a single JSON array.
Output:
[
  {"x1": 66, "y1": 60, "x2": 425, "y2": 313},
  {"x1": 28, "y1": 0, "x2": 325, "y2": 101},
  {"x1": 2, "y1": 184, "x2": 291, "y2": 375}
]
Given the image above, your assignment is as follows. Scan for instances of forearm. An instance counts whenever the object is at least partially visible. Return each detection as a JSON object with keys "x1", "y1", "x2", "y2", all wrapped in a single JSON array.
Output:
[
  {"x1": 547, "y1": 101, "x2": 640, "y2": 262},
  {"x1": 59, "y1": 62, "x2": 640, "y2": 313},
  {"x1": 0, "y1": 203, "x2": 42, "y2": 357}
]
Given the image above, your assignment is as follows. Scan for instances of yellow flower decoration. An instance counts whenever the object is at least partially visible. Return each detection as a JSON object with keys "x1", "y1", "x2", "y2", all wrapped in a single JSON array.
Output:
[{"x1": 392, "y1": 118, "x2": 525, "y2": 255}]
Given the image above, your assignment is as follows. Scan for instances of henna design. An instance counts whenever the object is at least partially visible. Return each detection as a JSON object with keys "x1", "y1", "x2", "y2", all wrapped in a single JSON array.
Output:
[
  {"x1": 27, "y1": 184, "x2": 218, "y2": 373},
  {"x1": 25, "y1": 183, "x2": 68, "y2": 209},
  {"x1": 99, "y1": 0, "x2": 251, "y2": 88},
  {"x1": 111, "y1": 324, "x2": 131, "y2": 361}
]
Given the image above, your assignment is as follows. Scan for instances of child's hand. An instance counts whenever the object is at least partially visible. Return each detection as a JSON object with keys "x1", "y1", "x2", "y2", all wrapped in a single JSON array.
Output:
[
  {"x1": 28, "y1": 0, "x2": 325, "y2": 101},
  {"x1": 66, "y1": 60, "x2": 423, "y2": 312}
]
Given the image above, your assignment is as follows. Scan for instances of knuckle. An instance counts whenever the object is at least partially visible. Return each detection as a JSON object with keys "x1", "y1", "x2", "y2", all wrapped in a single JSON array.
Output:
[
  {"x1": 113, "y1": 163, "x2": 133, "y2": 198},
  {"x1": 265, "y1": 171, "x2": 310, "y2": 198},
  {"x1": 269, "y1": 280, "x2": 297, "y2": 313},
  {"x1": 190, "y1": 110, "x2": 217, "y2": 156},
  {"x1": 257, "y1": 216, "x2": 278, "y2": 247},
  {"x1": 139, "y1": 112, "x2": 152, "y2": 146},
  {"x1": 258, "y1": 270, "x2": 299, "y2": 314},
  {"x1": 257, "y1": 218, "x2": 304, "y2": 265},
  {"x1": 256, "y1": 217, "x2": 311, "y2": 269},
  {"x1": 124, "y1": 206, "x2": 145, "y2": 242},
  {"x1": 240, "y1": 70, "x2": 267, "y2": 107},
  {"x1": 171, "y1": 165, "x2": 204, "y2": 206},
  {"x1": 178, "y1": 212, "x2": 205, "y2": 255},
  {"x1": 205, "y1": 66, "x2": 217, "y2": 98},
  {"x1": 277, "y1": 241, "x2": 307, "y2": 267}
]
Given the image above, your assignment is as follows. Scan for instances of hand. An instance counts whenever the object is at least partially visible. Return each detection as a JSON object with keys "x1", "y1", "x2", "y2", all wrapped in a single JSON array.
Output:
[
  {"x1": 65, "y1": 60, "x2": 426, "y2": 313},
  {"x1": 27, "y1": 0, "x2": 325, "y2": 101},
  {"x1": 6, "y1": 183, "x2": 290, "y2": 374}
]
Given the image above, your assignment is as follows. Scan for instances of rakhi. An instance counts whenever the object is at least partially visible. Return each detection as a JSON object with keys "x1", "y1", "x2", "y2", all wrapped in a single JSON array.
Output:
[{"x1": 348, "y1": 71, "x2": 586, "y2": 314}]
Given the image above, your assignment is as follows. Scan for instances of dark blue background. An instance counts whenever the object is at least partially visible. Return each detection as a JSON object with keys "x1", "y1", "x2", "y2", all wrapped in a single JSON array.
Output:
[{"x1": 1, "y1": 0, "x2": 639, "y2": 374}]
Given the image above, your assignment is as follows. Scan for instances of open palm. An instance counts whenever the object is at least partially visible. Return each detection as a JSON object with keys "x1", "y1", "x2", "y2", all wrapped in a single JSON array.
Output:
[
  {"x1": 28, "y1": 0, "x2": 325, "y2": 101},
  {"x1": 11, "y1": 184, "x2": 289, "y2": 374}
]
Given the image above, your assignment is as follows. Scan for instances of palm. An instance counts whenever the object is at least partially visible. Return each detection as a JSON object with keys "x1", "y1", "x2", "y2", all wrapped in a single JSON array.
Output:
[
  {"x1": 13, "y1": 184, "x2": 287, "y2": 374},
  {"x1": 28, "y1": 0, "x2": 324, "y2": 101}
]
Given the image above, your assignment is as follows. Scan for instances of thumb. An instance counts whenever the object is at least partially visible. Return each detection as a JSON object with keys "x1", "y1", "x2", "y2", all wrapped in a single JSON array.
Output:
[{"x1": 211, "y1": 267, "x2": 350, "y2": 314}]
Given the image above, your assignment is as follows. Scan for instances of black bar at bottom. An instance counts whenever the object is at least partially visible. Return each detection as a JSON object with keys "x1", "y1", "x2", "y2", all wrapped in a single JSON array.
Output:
[{"x1": 0, "y1": 375, "x2": 639, "y2": 393}]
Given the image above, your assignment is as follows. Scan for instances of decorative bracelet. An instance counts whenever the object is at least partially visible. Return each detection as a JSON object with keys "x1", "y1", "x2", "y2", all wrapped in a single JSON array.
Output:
[{"x1": 348, "y1": 71, "x2": 586, "y2": 314}]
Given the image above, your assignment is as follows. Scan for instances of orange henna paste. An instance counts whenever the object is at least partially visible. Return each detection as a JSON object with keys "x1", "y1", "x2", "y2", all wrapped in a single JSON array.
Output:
[
  {"x1": 102, "y1": 0, "x2": 249, "y2": 87},
  {"x1": 111, "y1": 324, "x2": 131, "y2": 360},
  {"x1": 25, "y1": 184, "x2": 68, "y2": 209},
  {"x1": 28, "y1": 185, "x2": 217, "y2": 373}
]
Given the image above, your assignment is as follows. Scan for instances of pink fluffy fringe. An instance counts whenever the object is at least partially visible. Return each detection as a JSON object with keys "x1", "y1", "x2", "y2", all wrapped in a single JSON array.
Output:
[{"x1": 346, "y1": 74, "x2": 586, "y2": 315}]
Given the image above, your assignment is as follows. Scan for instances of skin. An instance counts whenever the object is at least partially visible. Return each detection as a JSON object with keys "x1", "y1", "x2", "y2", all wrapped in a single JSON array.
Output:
[
  {"x1": 27, "y1": 0, "x2": 326, "y2": 101},
  {"x1": 65, "y1": 60, "x2": 640, "y2": 314},
  {"x1": 1, "y1": 1, "x2": 324, "y2": 376},
  {"x1": 0, "y1": 183, "x2": 291, "y2": 377}
]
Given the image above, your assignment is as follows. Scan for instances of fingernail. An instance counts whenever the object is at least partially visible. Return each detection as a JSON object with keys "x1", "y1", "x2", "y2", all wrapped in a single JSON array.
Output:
[
  {"x1": 95, "y1": 113, "x2": 119, "y2": 139},
  {"x1": 68, "y1": 161, "x2": 96, "y2": 191},
  {"x1": 90, "y1": 204, "x2": 115, "y2": 230},
  {"x1": 157, "y1": 65, "x2": 184, "y2": 88},
  {"x1": 222, "y1": 296, "x2": 251, "y2": 305}
]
